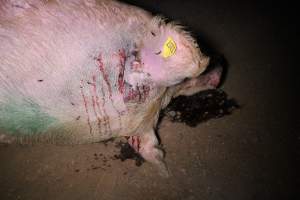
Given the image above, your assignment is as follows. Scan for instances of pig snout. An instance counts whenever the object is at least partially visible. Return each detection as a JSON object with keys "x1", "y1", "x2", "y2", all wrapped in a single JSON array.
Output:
[{"x1": 174, "y1": 65, "x2": 223, "y2": 97}]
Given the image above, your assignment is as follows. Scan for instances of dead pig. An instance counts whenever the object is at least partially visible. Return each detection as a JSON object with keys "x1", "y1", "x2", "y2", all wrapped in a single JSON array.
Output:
[{"x1": 0, "y1": 0, "x2": 221, "y2": 176}]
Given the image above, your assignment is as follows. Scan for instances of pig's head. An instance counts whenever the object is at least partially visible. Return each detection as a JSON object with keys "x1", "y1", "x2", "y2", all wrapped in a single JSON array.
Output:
[{"x1": 138, "y1": 17, "x2": 210, "y2": 87}]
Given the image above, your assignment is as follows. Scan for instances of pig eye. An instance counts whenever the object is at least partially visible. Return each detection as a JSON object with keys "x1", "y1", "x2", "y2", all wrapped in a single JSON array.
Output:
[
  {"x1": 151, "y1": 31, "x2": 156, "y2": 36},
  {"x1": 155, "y1": 50, "x2": 161, "y2": 55}
]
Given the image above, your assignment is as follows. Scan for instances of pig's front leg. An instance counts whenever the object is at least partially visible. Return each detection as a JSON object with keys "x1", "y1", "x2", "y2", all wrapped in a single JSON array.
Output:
[{"x1": 128, "y1": 130, "x2": 169, "y2": 177}]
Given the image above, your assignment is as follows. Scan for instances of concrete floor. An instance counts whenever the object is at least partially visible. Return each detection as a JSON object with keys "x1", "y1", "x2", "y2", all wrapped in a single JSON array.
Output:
[{"x1": 0, "y1": 0, "x2": 297, "y2": 199}]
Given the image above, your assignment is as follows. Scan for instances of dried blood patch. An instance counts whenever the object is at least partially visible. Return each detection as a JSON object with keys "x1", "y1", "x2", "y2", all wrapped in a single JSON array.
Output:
[{"x1": 114, "y1": 141, "x2": 145, "y2": 166}]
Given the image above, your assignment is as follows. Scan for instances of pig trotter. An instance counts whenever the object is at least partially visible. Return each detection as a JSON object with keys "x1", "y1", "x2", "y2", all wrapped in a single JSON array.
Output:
[{"x1": 128, "y1": 130, "x2": 170, "y2": 177}]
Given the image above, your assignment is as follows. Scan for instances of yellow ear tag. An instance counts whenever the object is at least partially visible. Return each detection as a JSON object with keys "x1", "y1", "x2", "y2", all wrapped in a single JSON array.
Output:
[{"x1": 162, "y1": 37, "x2": 177, "y2": 58}]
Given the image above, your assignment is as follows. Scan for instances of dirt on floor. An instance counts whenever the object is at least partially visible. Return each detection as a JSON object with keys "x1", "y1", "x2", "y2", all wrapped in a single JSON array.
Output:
[{"x1": 0, "y1": 0, "x2": 297, "y2": 200}]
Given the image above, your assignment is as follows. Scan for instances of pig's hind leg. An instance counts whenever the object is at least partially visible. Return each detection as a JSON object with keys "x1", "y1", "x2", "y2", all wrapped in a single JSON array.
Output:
[{"x1": 128, "y1": 130, "x2": 169, "y2": 177}]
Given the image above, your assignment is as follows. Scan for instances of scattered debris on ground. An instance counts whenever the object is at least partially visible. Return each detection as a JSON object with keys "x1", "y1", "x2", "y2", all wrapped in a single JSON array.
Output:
[{"x1": 114, "y1": 141, "x2": 145, "y2": 166}]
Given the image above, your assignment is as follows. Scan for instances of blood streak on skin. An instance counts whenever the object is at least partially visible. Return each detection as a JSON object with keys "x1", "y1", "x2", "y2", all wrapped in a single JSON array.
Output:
[
  {"x1": 137, "y1": 85, "x2": 142, "y2": 102},
  {"x1": 131, "y1": 136, "x2": 135, "y2": 148},
  {"x1": 127, "y1": 136, "x2": 141, "y2": 152},
  {"x1": 112, "y1": 49, "x2": 126, "y2": 129},
  {"x1": 137, "y1": 137, "x2": 141, "y2": 152},
  {"x1": 96, "y1": 54, "x2": 114, "y2": 134},
  {"x1": 99, "y1": 78, "x2": 112, "y2": 135},
  {"x1": 92, "y1": 75, "x2": 109, "y2": 133},
  {"x1": 124, "y1": 87, "x2": 140, "y2": 102},
  {"x1": 118, "y1": 49, "x2": 126, "y2": 94},
  {"x1": 142, "y1": 85, "x2": 150, "y2": 102},
  {"x1": 124, "y1": 85, "x2": 151, "y2": 103},
  {"x1": 96, "y1": 53, "x2": 112, "y2": 98},
  {"x1": 123, "y1": 54, "x2": 151, "y2": 103},
  {"x1": 91, "y1": 75, "x2": 102, "y2": 133},
  {"x1": 80, "y1": 80, "x2": 92, "y2": 134},
  {"x1": 100, "y1": 50, "x2": 125, "y2": 130}
]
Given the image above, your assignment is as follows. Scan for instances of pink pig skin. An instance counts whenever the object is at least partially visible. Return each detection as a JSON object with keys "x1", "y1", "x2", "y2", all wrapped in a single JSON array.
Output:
[{"x1": 0, "y1": 0, "x2": 218, "y2": 176}]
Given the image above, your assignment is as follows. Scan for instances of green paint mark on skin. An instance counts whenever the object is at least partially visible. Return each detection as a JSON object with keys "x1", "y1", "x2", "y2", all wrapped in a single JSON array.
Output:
[{"x1": 0, "y1": 99, "x2": 58, "y2": 135}]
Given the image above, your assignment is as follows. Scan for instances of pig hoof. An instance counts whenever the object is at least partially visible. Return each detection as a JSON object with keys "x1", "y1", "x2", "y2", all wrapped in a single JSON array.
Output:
[
  {"x1": 141, "y1": 145, "x2": 170, "y2": 177},
  {"x1": 130, "y1": 131, "x2": 171, "y2": 177},
  {"x1": 155, "y1": 156, "x2": 170, "y2": 178}
]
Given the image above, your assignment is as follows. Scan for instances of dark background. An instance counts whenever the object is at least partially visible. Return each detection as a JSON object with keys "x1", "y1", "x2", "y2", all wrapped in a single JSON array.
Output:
[{"x1": 0, "y1": 0, "x2": 298, "y2": 199}]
